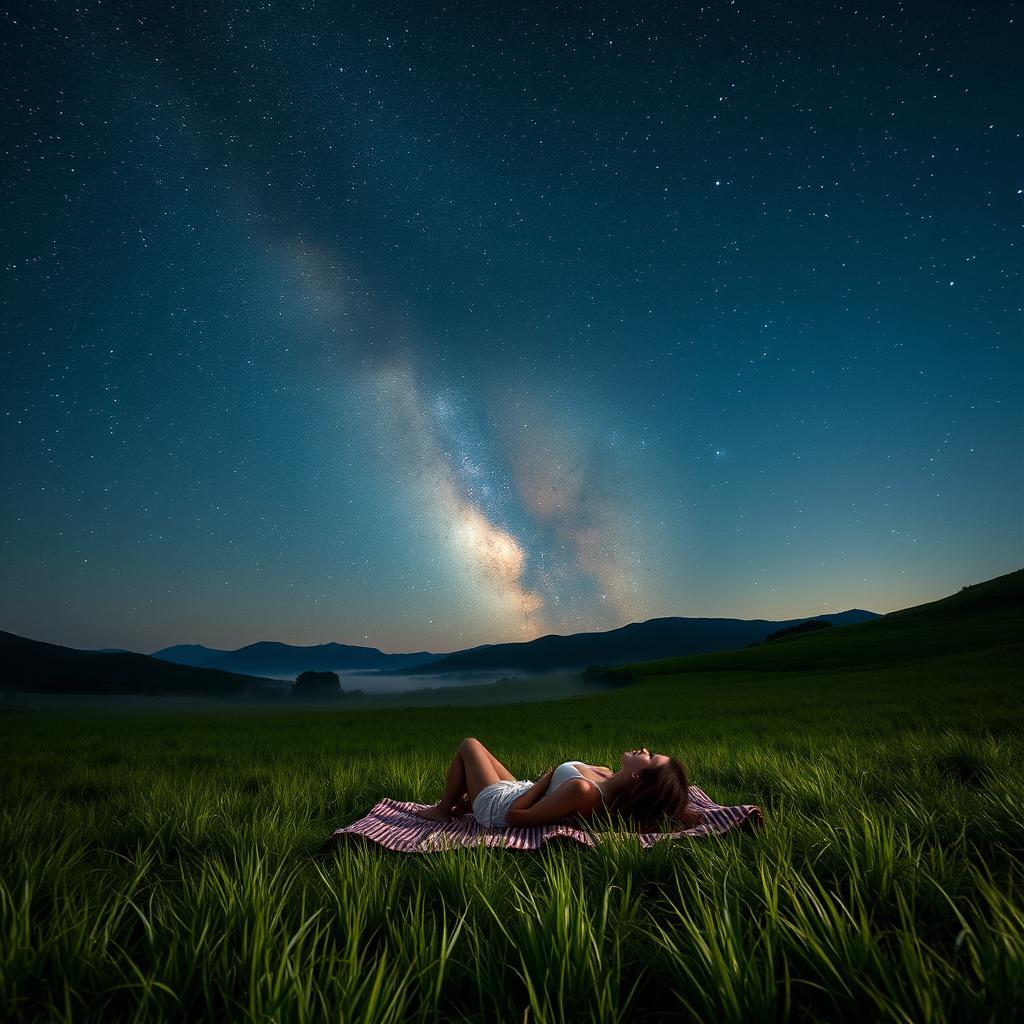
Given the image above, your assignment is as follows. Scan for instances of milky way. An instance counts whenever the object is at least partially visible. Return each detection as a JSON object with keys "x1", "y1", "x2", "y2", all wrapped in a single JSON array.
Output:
[{"x1": 1, "y1": 2, "x2": 1021, "y2": 652}]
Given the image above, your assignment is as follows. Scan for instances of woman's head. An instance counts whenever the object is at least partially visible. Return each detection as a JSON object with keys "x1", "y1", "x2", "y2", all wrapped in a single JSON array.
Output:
[
  {"x1": 606, "y1": 747, "x2": 693, "y2": 831},
  {"x1": 619, "y1": 746, "x2": 670, "y2": 773}
]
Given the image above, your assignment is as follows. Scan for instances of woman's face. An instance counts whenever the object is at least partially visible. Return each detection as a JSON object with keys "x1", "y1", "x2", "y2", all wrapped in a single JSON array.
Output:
[{"x1": 620, "y1": 747, "x2": 670, "y2": 773}]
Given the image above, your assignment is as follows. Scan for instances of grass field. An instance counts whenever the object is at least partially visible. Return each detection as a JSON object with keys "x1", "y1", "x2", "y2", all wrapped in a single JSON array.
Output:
[{"x1": 1, "y1": 573, "x2": 1022, "y2": 1022}]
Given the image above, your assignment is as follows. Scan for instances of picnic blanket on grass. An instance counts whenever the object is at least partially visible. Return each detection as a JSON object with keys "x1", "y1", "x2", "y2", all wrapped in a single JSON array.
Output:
[{"x1": 332, "y1": 785, "x2": 763, "y2": 852}]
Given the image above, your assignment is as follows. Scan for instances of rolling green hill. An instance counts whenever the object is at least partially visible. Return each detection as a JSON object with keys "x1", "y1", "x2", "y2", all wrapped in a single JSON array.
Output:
[{"x1": 618, "y1": 568, "x2": 1023, "y2": 681}]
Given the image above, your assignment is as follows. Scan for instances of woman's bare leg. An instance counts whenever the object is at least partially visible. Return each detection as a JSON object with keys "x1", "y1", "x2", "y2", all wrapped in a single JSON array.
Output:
[
  {"x1": 449, "y1": 747, "x2": 515, "y2": 815},
  {"x1": 415, "y1": 738, "x2": 512, "y2": 821},
  {"x1": 484, "y1": 747, "x2": 516, "y2": 782}
]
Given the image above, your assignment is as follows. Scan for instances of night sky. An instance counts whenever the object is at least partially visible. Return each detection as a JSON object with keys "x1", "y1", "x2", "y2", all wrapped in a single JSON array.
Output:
[{"x1": 2, "y1": 2, "x2": 1021, "y2": 655}]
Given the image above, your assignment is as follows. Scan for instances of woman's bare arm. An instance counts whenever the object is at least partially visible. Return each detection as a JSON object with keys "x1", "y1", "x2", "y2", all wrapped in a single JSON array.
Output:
[
  {"x1": 506, "y1": 768, "x2": 554, "y2": 815},
  {"x1": 505, "y1": 778, "x2": 598, "y2": 827}
]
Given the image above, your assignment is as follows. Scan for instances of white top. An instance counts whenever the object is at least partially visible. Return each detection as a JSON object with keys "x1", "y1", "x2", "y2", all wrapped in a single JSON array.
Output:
[
  {"x1": 549, "y1": 760, "x2": 586, "y2": 791},
  {"x1": 549, "y1": 760, "x2": 608, "y2": 809}
]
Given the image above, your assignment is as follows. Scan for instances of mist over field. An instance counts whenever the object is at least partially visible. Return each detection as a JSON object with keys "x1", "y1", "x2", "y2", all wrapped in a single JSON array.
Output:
[{"x1": 3, "y1": 671, "x2": 599, "y2": 712}]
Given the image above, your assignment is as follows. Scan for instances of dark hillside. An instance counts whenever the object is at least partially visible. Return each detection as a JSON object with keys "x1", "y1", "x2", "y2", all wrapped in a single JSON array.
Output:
[
  {"x1": 152, "y1": 640, "x2": 443, "y2": 677},
  {"x1": 395, "y1": 609, "x2": 880, "y2": 676},
  {"x1": 149, "y1": 643, "x2": 229, "y2": 668},
  {"x1": 626, "y1": 569, "x2": 1024, "y2": 679},
  {"x1": 885, "y1": 568, "x2": 1024, "y2": 618},
  {"x1": 0, "y1": 631, "x2": 277, "y2": 696}
]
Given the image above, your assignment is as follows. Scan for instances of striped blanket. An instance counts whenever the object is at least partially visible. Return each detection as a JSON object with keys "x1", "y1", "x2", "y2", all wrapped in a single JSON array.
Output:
[{"x1": 332, "y1": 785, "x2": 763, "y2": 852}]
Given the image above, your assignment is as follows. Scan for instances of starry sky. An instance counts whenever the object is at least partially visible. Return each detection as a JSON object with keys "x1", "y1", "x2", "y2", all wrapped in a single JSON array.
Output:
[{"x1": 2, "y1": 1, "x2": 1021, "y2": 655}]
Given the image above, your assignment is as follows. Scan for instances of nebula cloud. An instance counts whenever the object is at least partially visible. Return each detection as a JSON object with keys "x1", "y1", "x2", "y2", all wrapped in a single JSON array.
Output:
[
  {"x1": 498, "y1": 396, "x2": 650, "y2": 631},
  {"x1": 361, "y1": 361, "x2": 546, "y2": 638}
]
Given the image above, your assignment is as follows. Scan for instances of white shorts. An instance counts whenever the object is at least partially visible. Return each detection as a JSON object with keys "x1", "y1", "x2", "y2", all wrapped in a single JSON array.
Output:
[{"x1": 472, "y1": 779, "x2": 533, "y2": 828}]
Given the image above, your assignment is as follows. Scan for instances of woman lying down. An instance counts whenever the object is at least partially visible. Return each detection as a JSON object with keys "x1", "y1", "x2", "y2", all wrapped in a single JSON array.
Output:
[{"x1": 415, "y1": 737, "x2": 703, "y2": 832}]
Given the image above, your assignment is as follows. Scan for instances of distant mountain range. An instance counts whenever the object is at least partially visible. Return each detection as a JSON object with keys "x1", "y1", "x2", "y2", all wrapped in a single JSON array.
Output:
[
  {"x1": 150, "y1": 641, "x2": 443, "y2": 678},
  {"x1": 0, "y1": 608, "x2": 880, "y2": 696},
  {"x1": 5, "y1": 570, "x2": 1020, "y2": 698},
  {"x1": 387, "y1": 610, "x2": 881, "y2": 676}
]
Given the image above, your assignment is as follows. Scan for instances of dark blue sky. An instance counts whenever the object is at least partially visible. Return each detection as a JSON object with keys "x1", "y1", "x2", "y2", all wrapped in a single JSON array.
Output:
[{"x1": 2, "y1": 1, "x2": 1021, "y2": 653}]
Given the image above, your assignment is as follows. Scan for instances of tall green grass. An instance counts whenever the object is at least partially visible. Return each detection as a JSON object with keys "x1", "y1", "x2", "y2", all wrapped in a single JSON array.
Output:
[{"x1": 1, "y1": 640, "x2": 1022, "y2": 1022}]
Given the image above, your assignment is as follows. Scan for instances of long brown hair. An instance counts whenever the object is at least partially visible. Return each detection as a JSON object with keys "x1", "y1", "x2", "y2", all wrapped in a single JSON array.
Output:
[{"x1": 603, "y1": 757, "x2": 702, "y2": 832}]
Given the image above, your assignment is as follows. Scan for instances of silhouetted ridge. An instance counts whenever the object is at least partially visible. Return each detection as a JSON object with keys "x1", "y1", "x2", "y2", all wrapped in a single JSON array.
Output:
[
  {"x1": 765, "y1": 620, "x2": 831, "y2": 643},
  {"x1": 391, "y1": 609, "x2": 880, "y2": 676},
  {"x1": 622, "y1": 568, "x2": 1024, "y2": 679},
  {"x1": 0, "y1": 631, "x2": 276, "y2": 696},
  {"x1": 151, "y1": 640, "x2": 443, "y2": 678}
]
